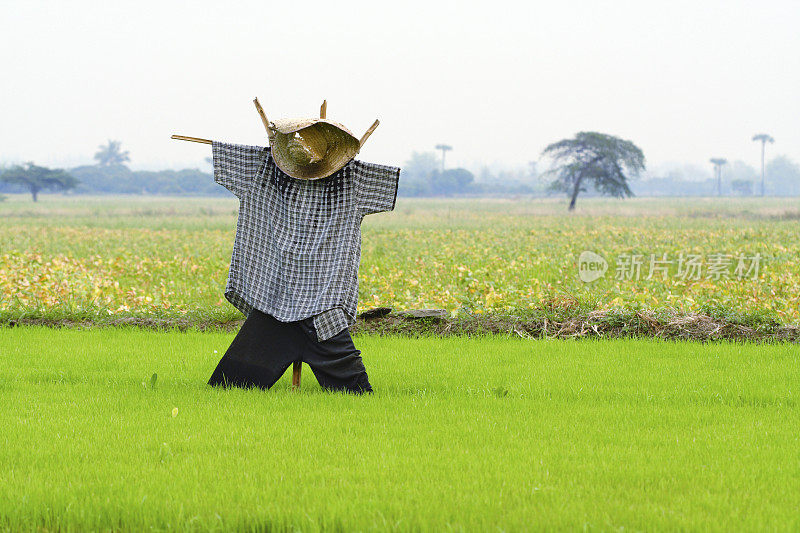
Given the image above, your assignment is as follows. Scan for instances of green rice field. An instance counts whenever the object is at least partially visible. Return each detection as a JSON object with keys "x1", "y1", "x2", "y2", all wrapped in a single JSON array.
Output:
[{"x1": 1, "y1": 327, "x2": 798, "y2": 531}]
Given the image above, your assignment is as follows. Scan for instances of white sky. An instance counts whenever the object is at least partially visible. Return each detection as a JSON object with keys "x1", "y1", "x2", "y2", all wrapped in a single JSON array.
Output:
[{"x1": 1, "y1": 0, "x2": 798, "y2": 174}]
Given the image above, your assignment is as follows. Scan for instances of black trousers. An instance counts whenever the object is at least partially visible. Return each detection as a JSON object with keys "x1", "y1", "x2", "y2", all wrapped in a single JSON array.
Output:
[{"x1": 208, "y1": 309, "x2": 372, "y2": 394}]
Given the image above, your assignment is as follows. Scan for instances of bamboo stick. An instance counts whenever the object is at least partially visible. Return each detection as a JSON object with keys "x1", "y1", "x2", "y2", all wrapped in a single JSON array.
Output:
[
  {"x1": 253, "y1": 97, "x2": 271, "y2": 135},
  {"x1": 359, "y1": 119, "x2": 380, "y2": 148},
  {"x1": 171, "y1": 135, "x2": 212, "y2": 145}
]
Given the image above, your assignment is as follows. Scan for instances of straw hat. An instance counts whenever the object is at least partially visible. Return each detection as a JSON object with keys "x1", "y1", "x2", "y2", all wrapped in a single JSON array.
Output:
[{"x1": 256, "y1": 99, "x2": 380, "y2": 180}]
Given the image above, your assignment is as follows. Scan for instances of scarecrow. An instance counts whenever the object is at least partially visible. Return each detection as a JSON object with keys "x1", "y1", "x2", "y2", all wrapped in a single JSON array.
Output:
[{"x1": 172, "y1": 99, "x2": 399, "y2": 394}]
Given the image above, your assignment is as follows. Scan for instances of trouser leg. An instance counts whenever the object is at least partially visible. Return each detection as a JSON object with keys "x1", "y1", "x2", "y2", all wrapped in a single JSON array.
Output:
[
  {"x1": 297, "y1": 318, "x2": 373, "y2": 394},
  {"x1": 208, "y1": 309, "x2": 301, "y2": 390}
]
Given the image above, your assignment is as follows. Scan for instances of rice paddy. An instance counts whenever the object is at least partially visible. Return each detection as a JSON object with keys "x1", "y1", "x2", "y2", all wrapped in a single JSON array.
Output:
[{"x1": 1, "y1": 328, "x2": 798, "y2": 531}]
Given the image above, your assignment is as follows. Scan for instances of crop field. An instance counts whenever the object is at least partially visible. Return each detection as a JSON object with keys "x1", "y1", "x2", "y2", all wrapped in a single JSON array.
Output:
[
  {"x1": 2, "y1": 194, "x2": 800, "y2": 326},
  {"x1": 1, "y1": 328, "x2": 799, "y2": 531},
  {"x1": 2, "y1": 194, "x2": 799, "y2": 530}
]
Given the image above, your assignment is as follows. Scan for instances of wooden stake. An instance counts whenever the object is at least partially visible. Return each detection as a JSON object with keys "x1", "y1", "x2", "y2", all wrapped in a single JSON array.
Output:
[
  {"x1": 359, "y1": 119, "x2": 380, "y2": 148},
  {"x1": 171, "y1": 135, "x2": 212, "y2": 145},
  {"x1": 320, "y1": 100, "x2": 327, "y2": 119},
  {"x1": 292, "y1": 361, "x2": 302, "y2": 389},
  {"x1": 253, "y1": 97, "x2": 271, "y2": 136}
]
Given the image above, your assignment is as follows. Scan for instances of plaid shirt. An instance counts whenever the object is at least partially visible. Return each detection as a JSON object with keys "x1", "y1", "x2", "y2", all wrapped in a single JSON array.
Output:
[{"x1": 212, "y1": 141, "x2": 400, "y2": 341}]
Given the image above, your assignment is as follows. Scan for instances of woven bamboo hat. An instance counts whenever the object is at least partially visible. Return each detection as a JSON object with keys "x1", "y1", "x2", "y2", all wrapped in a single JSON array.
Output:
[{"x1": 255, "y1": 99, "x2": 380, "y2": 180}]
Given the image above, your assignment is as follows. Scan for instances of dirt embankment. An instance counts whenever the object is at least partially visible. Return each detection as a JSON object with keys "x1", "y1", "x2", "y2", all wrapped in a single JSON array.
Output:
[{"x1": 4, "y1": 307, "x2": 799, "y2": 343}]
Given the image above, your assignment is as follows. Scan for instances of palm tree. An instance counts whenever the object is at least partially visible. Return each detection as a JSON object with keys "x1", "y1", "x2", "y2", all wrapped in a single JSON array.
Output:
[
  {"x1": 435, "y1": 144, "x2": 452, "y2": 172},
  {"x1": 752, "y1": 133, "x2": 774, "y2": 196},
  {"x1": 94, "y1": 140, "x2": 130, "y2": 167},
  {"x1": 710, "y1": 158, "x2": 727, "y2": 196}
]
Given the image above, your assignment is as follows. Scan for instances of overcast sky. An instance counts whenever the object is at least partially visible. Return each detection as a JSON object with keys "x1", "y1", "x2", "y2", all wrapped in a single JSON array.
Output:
[{"x1": 1, "y1": 0, "x2": 798, "y2": 175}]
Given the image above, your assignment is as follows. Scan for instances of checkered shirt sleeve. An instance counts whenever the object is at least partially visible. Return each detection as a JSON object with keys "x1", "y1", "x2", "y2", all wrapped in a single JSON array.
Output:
[
  {"x1": 212, "y1": 141, "x2": 266, "y2": 198},
  {"x1": 353, "y1": 160, "x2": 401, "y2": 215}
]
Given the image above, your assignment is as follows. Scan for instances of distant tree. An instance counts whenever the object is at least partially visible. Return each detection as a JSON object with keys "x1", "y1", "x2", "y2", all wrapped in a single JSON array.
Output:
[
  {"x1": 429, "y1": 168, "x2": 474, "y2": 195},
  {"x1": 723, "y1": 160, "x2": 757, "y2": 196},
  {"x1": 397, "y1": 179, "x2": 431, "y2": 197},
  {"x1": 68, "y1": 164, "x2": 137, "y2": 194},
  {"x1": 752, "y1": 133, "x2": 774, "y2": 196},
  {"x1": 94, "y1": 140, "x2": 130, "y2": 167},
  {"x1": 527, "y1": 160, "x2": 538, "y2": 181},
  {"x1": 404, "y1": 151, "x2": 438, "y2": 179},
  {"x1": 658, "y1": 163, "x2": 712, "y2": 182},
  {"x1": 765, "y1": 155, "x2": 800, "y2": 196},
  {"x1": 479, "y1": 166, "x2": 495, "y2": 182},
  {"x1": 727, "y1": 160, "x2": 757, "y2": 182},
  {"x1": 0, "y1": 163, "x2": 78, "y2": 202},
  {"x1": 542, "y1": 132, "x2": 645, "y2": 211},
  {"x1": 398, "y1": 151, "x2": 437, "y2": 196},
  {"x1": 730, "y1": 179, "x2": 753, "y2": 196},
  {"x1": 709, "y1": 158, "x2": 727, "y2": 196}
]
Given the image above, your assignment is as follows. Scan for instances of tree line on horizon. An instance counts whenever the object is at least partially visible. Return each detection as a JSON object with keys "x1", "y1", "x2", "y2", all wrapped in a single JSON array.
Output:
[
  {"x1": 400, "y1": 134, "x2": 800, "y2": 203},
  {"x1": 2, "y1": 138, "x2": 799, "y2": 203}
]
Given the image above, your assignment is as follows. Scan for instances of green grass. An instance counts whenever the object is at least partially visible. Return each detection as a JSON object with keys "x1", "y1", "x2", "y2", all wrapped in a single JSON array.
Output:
[{"x1": 1, "y1": 328, "x2": 798, "y2": 531}]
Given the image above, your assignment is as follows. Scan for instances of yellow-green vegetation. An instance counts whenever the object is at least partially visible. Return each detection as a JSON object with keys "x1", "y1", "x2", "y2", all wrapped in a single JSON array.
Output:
[
  {"x1": 1, "y1": 194, "x2": 799, "y2": 324},
  {"x1": 1, "y1": 328, "x2": 798, "y2": 530}
]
